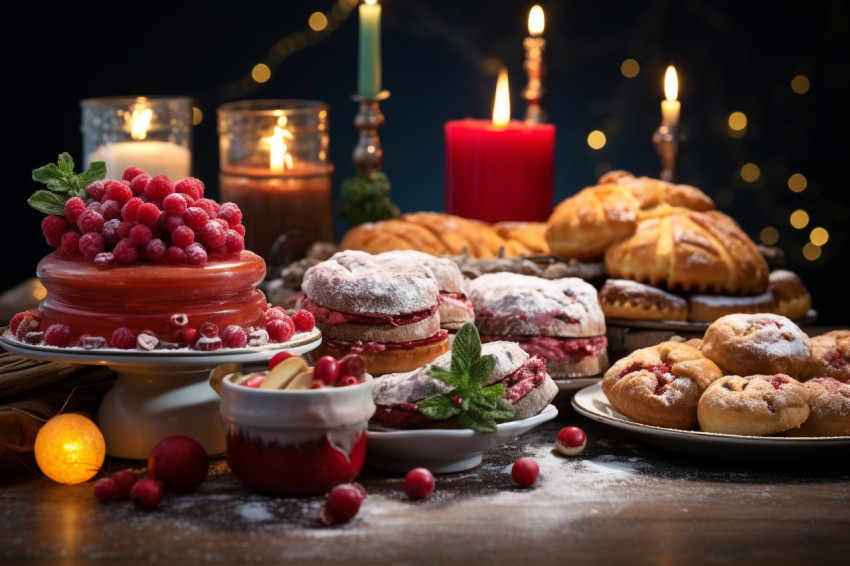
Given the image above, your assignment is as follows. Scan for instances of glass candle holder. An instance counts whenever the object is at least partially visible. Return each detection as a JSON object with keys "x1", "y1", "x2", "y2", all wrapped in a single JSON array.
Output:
[
  {"x1": 217, "y1": 99, "x2": 334, "y2": 263},
  {"x1": 81, "y1": 96, "x2": 193, "y2": 181}
]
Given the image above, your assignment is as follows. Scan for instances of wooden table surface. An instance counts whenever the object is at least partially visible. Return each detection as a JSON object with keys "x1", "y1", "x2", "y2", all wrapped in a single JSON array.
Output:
[{"x1": 2, "y1": 389, "x2": 849, "y2": 566}]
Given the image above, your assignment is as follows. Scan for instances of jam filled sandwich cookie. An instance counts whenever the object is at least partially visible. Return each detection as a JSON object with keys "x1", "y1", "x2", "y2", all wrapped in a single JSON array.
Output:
[
  {"x1": 301, "y1": 250, "x2": 450, "y2": 376},
  {"x1": 467, "y1": 272, "x2": 609, "y2": 380},
  {"x1": 697, "y1": 374, "x2": 810, "y2": 436},
  {"x1": 598, "y1": 278, "x2": 688, "y2": 322},
  {"x1": 601, "y1": 341, "x2": 723, "y2": 429},
  {"x1": 700, "y1": 313, "x2": 811, "y2": 379}
]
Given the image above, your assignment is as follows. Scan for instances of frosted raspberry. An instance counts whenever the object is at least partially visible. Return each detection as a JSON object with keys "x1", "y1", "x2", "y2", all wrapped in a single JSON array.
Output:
[
  {"x1": 262, "y1": 306, "x2": 289, "y2": 325},
  {"x1": 222, "y1": 230, "x2": 245, "y2": 254},
  {"x1": 64, "y1": 197, "x2": 86, "y2": 224},
  {"x1": 10, "y1": 310, "x2": 38, "y2": 335},
  {"x1": 175, "y1": 177, "x2": 204, "y2": 200},
  {"x1": 113, "y1": 238, "x2": 139, "y2": 264},
  {"x1": 194, "y1": 198, "x2": 220, "y2": 218},
  {"x1": 145, "y1": 238, "x2": 167, "y2": 262},
  {"x1": 86, "y1": 180, "x2": 106, "y2": 202},
  {"x1": 201, "y1": 221, "x2": 226, "y2": 248},
  {"x1": 166, "y1": 245, "x2": 186, "y2": 264},
  {"x1": 102, "y1": 219, "x2": 122, "y2": 243},
  {"x1": 136, "y1": 202, "x2": 161, "y2": 227},
  {"x1": 121, "y1": 197, "x2": 143, "y2": 221},
  {"x1": 100, "y1": 199, "x2": 122, "y2": 221},
  {"x1": 233, "y1": 224, "x2": 246, "y2": 236},
  {"x1": 110, "y1": 327, "x2": 136, "y2": 349},
  {"x1": 145, "y1": 174, "x2": 175, "y2": 202},
  {"x1": 117, "y1": 220, "x2": 135, "y2": 239},
  {"x1": 218, "y1": 203, "x2": 243, "y2": 227},
  {"x1": 182, "y1": 207, "x2": 209, "y2": 231},
  {"x1": 122, "y1": 166, "x2": 147, "y2": 182},
  {"x1": 60, "y1": 231, "x2": 81, "y2": 256},
  {"x1": 129, "y1": 173, "x2": 151, "y2": 196},
  {"x1": 171, "y1": 225, "x2": 195, "y2": 248},
  {"x1": 77, "y1": 209, "x2": 105, "y2": 234},
  {"x1": 104, "y1": 180, "x2": 133, "y2": 204},
  {"x1": 94, "y1": 252, "x2": 114, "y2": 265},
  {"x1": 41, "y1": 215, "x2": 68, "y2": 247},
  {"x1": 15, "y1": 314, "x2": 41, "y2": 341},
  {"x1": 162, "y1": 193, "x2": 188, "y2": 217},
  {"x1": 266, "y1": 317, "x2": 295, "y2": 342},
  {"x1": 43, "y1": 324, "x2": 73, "y2": 347},
  {"x1": 79, "y1": 232, "x2": 105, "y2": 261},
  {"x1": 130, "y1": 224, "x2": 152, "y2": 246},
  {"x1": 86, "y1": 201, "x2": 102, "y2": 214},
  {"x1": 220, "y1": 325, "x2": 248, "y2": 349},
  {"x1": 185, "y1": 242, "x2": 208, "y2": 265},
  {"x1": 163, "y1": 216, "x2": 185, "y2": 233},
  {"x1": 181, "y1": 327, "x2": 199, "y2": 344},
  {"x1": 291, "y1": 310, "x2": 315, "y2": 332}
]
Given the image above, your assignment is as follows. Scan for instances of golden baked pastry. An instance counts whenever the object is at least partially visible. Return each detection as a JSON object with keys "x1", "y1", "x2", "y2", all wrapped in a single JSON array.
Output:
[
  {"x1": 688, "y1": 290, "x2": 775, "y2": 323},
  {"x1": 493, "y1": 221, "x2": 549, "y2": 256},
  {"x1": 768, "y1": 269, "x2": 812, "y2": 321},
  {"x1": 600, "y1": 170, "x2": 715, "y2": 213},
  {"x1": 790, "y1": 378, "x2": 850, "y2": 437},
  {"x1": 801, "y1": 330, "x2": 850, "y2": 382},
  {"x1": 604, "y1": 209, "x2": 769, "y2": 295},
  {"x1": 601, "y1": 341, "x2": 723, "y2": 429},
  {"x1": 598, "y1": 278, "x2": 688, "y2": 321}
]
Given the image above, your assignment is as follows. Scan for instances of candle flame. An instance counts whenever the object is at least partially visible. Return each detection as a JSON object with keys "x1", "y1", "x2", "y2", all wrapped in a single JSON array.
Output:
[
  {"x1": 363, "y1": 0, "x2": 377, "y2": 5},
  {"x1": 528, "y1": 5, "x2": 545, "y2": 36},
  {"x1": 129, "y1": 108, "x2": 153, "y2": 140},
  {"x1": 268, "y1": 117, "x2": 295, "y2": 172},
  {"x1": 664, "y1": 65, "x2": 678, "y2": 101},
  {"x1": 492, "y1": 68, "x2": 511, "y2": 127}
]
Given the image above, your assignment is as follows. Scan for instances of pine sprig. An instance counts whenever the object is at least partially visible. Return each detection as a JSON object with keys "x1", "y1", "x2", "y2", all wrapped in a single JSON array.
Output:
[
  {"x1": 418, "y1": 323, "x2": 515, "y2": 433},
  {"x1": 28, "y1": 152, "x2": 106, "y2": 216}
]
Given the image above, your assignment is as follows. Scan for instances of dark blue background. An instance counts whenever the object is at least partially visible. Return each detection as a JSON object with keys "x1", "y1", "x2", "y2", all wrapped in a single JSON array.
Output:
[{"x1": 5, "y1": 1, "x2": 849, "y2": 323}]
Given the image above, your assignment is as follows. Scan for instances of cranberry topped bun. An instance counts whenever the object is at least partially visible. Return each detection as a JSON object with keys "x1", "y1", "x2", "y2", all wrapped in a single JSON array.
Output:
[
  {"x1": 301, "y1": 250, "x2": 450, "y2": 375},
  {"x1": 467, "y1": 273, "x2": 609, "y2": 379}
]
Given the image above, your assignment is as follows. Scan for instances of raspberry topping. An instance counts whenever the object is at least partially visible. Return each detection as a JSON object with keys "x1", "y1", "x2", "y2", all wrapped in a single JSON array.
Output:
[
  {"x1": 77, "y1": 209, "x2": 105, "y2": 234},
  {"x1": 60, "y1": 231, "x2": 82, "y2": 256},
  {"x1": 104, "y1": 180, "x2": 133, "y2": 204},
  {"x1": 64, "y1": 197, "x2": 86, "y2": 224},
  {"x1": 110, "y1": 327, "x2": 136, "y2": 349},
  {"x1": 136, "y1": 202, "x2": 161, "y2": 227},
  {"x1": 185, "y1": 242, "x2": 208, "y2": 265},
  {"x1": 85, "y1": 180, "x2": 106, "y2": 202},
  {"x1": 266, "y1": 317, "x2": 295, "y2": 342},
  {"x1": 162, "y1": 193, "x2": 188, "y2": 217},
  {"x1": 79, "y1": 232, "x2": 105, "y2": 261},
  {"x1": 41, "y1": 215, "x2": 68, "y2": 247},
  {"x1": 220, "y1": 325, "x2": 248, "y2": 349},
  {"x1": 175, "y1": 177, "x2": 204, "y2": 200},
  {"x1": 121, "y1": 166, "x2": 147, "y2": 182},
  {"x1": 291, "y1": 310, "x2": 315, "y2": 332},
  {"x1": 144, "y1": 238, "x2": 167, "y2": 262},
  {"x1": 183, "y1": 207, "x2": 209, "y2": 231},
  {"x1": 129, "y1": 173, "x2": 150, "y2": 195},
  {"x1": 43, "y1": 323, "x2": 73, "y2": 347},
  {"x1": 112, "y1": 238, "x2": 139, "y2": 264},
  {"x1": 144, "y1": 175, "x2": 176, "y2": 202},
  {"x1": 218, "y1": 202, "x2": 242, "y2": 227}
]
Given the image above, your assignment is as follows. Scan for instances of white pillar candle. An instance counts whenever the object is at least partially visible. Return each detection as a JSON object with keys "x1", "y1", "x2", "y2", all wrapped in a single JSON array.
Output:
[{"x1": 88, "y1": 140, "x2": 191, "y2": 181}]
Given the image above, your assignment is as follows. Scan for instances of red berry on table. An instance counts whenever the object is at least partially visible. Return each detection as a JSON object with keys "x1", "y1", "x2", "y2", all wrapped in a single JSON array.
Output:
[
  {"x1": 43, "y1": 323, "x2": 73, "y2": 347},
  {"x1": 314, "y1": 355, "x2": 341, "y2": 385},
  {"x1": 130, "y1": 478, "x2": 164, "y2": 510},
  {"x1": 269, "y1": 351, "x2": 297, "y2": 370},
  {"x1": 147, "y1": 435, "x2": 209, "y2": 494},
  {"x1": 129, "y1": 224, "x2": 152, "y2": 246},
  {"x1": 182, "y1": 207, "x2": 209, "y2": 231},
  {"x1": 220, "y1": 325, "x2": 248, "y2": 349},
  {"x1": 181, "y1": 327, "x2": 199, "y2": 345},
  {"x1": 262, "y1": 306, "x2": 289, "y2": 325},
  {"x1": 14, "y1": 314, "x2": 41, "y2": 341},
  {"x1": 120, "y1": 197, "x2": 144, "y2": 222},
  {"x1": 511, "y1": 458, "x2": 539, "y2": 488},
  {"x1": 266, "y1": 317, "x2": 295, "y2": 343},
  {"x1": 111, "y1": 470, "x2": 138, "y2": 499},
  {"x1": 93, "y1": 477, "x2": 119, "y2": 502},
  {"x1": 554, "y1": 426, "x2": 587, "y2": 457},
  {"x1": 404, "y1": 467, "x2": 435, "y2": 500},
  {"x1": 291, "y1": 310, "x2": 315, "y2": 332},
  {"x1": 9, "y1": 311, "x2": 36, "y2": 335},
  {"x1": 318, "y1": 483, "x2": 367, "y2": 525},
  {"x1": 102, "y1": 219, "x2": 121, "y2": 244},
  {"x1": 110, "y1": 327, "x2": 136, "y2": 349}
]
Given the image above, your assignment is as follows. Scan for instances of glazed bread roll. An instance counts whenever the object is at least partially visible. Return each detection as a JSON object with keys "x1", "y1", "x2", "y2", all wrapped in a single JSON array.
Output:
[
  {"x1": 600, "y1": 170, "x2": 715, "y2": 213},
  {"x1": 791, "y1": 378, "x2": 850, "y2": 437},
  {"x1": 598, "y1": 278, "x2": 688, "y2": 322},
  {"x1": 801, "y1": 330, "x2": 850, "y2": 382},
  {"x1": 604, "y1": 209, "x2": 769, "y2": 295},
  {"x1": 768, "y1": 270, "x2": 812, "y2": 321}
]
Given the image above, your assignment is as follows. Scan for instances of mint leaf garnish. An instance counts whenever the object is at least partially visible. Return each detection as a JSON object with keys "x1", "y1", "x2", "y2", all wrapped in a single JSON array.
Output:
[
  {"x1": 29, "y1": 153, "x2": 106, "y2": 215},
  {"x1": 418, "y1": 322, "x2": 515, "y2": 433}
]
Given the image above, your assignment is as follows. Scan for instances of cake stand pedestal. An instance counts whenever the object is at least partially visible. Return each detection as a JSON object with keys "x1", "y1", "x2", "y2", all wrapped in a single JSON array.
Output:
[{"x1": 0, "y1": 331, "x2": 321, "y2": 460}]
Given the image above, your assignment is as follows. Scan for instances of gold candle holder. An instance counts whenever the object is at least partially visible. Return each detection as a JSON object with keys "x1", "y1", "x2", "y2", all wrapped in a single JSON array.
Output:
[
  {"x1": 351, "y1": 90, "x2": 390, "y2": 178},
  {"x1": 652, "y1": 124, "x2": 688, "y2": 182}
]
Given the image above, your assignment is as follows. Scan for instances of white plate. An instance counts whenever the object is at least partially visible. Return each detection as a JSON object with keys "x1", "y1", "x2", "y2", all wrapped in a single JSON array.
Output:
[
  {"x1": 554, "y1": 377, "x2": 600, "y2": 393},
  {"x1": 366, "y1": 404, "x2": 559, "y2": 474},
  {"x1": 572, "y1": 382, "x2": 850, "y2": 460}
]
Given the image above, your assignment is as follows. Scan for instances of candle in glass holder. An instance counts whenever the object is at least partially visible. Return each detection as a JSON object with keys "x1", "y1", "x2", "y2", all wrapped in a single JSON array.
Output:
[
  {"x1": 82, "y1": 96, "x2": 192, "y2": 180},
  {"x1": 445, "y1": 69, "x2": 555, "y2": 223},
  {"x1": 218, "y1": 100, "x2": 334, "y2": 263}
]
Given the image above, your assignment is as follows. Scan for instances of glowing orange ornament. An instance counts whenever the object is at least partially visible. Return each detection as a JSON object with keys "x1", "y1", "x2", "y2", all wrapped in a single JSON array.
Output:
[{"x1": 34, "y1": 413, "x2": 106, "y2": 484}]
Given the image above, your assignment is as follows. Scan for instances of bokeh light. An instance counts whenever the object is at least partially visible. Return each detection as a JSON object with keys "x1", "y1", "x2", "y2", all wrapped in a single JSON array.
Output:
[
  {"x1": 741, "y1": 163, "x2": 761, "y2": 182},
  {"x1": 791, "y1": 74, "x2": 810, "y2": 94},
  {"x1": 728, "y1": 111, "x2": 747, "y2": 130},
  {"x1": 790, "y1": 209, "x2": 810, "y2": 229},
  {"x1": 587, "y1": 130, "x2": 607, "y2": 149},
  {"x1": 192, "y1": 107, "x2": 203, "y2": 126},
  {"x1": 810, "y1": 227, "x2": 829, "y2": 246},
  {"x1": 759, "y1": 226, "x2": 779, "y2": 246},
  {"x1": 802, "y1": 242, "x2": 822, "y2": 261},
  {"x1": 620, "y1": 59, "x2": 640, "y2": 78},
  {"x1": 309, "y1": 12, "x2": 329, "y2": 31},
  {"x1": 251, "y1": 63, "x2": 271, "y2": 83},
  {"x1": 788, "y1": 173, "x2": 807, "y2": 193}
]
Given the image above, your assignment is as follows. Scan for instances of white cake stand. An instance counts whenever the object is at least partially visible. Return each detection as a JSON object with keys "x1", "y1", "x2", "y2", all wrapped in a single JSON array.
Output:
[{"x1": 0, "y1": 330, "x2": 321, "y2": 460}]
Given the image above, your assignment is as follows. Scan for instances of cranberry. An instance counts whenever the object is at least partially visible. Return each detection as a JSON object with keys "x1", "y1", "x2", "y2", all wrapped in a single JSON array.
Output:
[
  {"x1": 130, "y1": 478, "x2": 164, "y2": 510},
  {"x1": 404, "y1": 467, "x2": 435, "y2": 500},
  {"x1": 314, "y1": 356, "x2": 341, "y2": 385},
  {"x1": 147, "y1": 435, "x2": 209, "y2": 494},
  {"x1": 339, "y1": 353, "x2": 365, "y2": 377},
  {"x1": 269, "y1": 351, "x2": 297, "y2": 370},
  {"x1": 318, "y1": 483, "x2": 367, "y2": 525},
  {"x1": 554, "y1": 426, "x2": 587, "y2": 456},
  {"x1": 511, "y1": 457, "x2": 539, "y2": 487},
  {"x1": 111, "y1": 470, "x2": 138, "y2": 499},
  {"x1": 93, "y1": 477, "x2": 119, "y2": 502}
]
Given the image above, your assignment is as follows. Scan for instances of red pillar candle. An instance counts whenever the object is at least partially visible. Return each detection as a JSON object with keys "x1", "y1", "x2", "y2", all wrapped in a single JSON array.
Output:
[{"x1": 444, "y1": 69, "x2": 555, "y2": 223}]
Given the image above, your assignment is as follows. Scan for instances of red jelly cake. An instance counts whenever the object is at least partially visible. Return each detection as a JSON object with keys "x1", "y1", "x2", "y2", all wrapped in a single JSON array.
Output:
[{"x1": 7, "y1": 154, "x2": 315, "y2": 350}]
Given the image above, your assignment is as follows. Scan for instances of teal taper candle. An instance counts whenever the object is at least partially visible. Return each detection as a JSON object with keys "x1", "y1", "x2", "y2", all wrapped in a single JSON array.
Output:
[{"x1": 357, "y1": 0, "x2": 382, "y2": 97}]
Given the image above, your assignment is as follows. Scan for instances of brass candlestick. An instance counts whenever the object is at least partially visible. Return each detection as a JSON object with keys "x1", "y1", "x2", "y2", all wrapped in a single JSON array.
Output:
[
  {"x1": 522, "y1": 35, "x2": 546, "y2": 124},
  {"x1": 351, "y1": 90, "x2": 390, "y2": 178},
  {"x1": 652, "y1": 123, "x2": 688, "y2": 182}
]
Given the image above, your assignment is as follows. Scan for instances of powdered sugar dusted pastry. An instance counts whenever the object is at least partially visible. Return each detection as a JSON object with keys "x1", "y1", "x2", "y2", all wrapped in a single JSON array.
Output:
[
  {"x1": 598, "y1": 278, "x2": 688, "y2": 321},
  {"x1": 601, "y1": 341, "x2": 723, "y2": 429},
  {"x1": 697, "y1": 374, "x2": 810, "y2": 436},
  {"x1": 370, "y1": 340, "x2": 558, "y2": 429},
  {"x1": 467, "y1": 273, "x2": 608, "y2": 379},
  {"x1": 790, "y1": 378, "x2": 850, "y2": 437},
  {"x1": 374, "y1": 250, "x2": 475, "y2": 330},
  {"x1": 801, "y1": 330, "x2": 850, "y2": 382},
  {"x1": 701, "y1": 313, "x2": 811, "y2": 378},
  {"x1": 301, "y1": 250, "x2": 450, "y2": 375},
  {"x1": 688, "y1": 289, "x2": 774, "y2": 323},
  {"x1": 768, "y1": 270, "x2": 812, "y2": 321}
]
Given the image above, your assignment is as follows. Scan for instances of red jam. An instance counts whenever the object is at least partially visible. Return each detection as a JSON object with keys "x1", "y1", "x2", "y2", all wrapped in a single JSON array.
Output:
[{"x1": 226, "y1": 426, "x2": 367, "y2": 495}]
